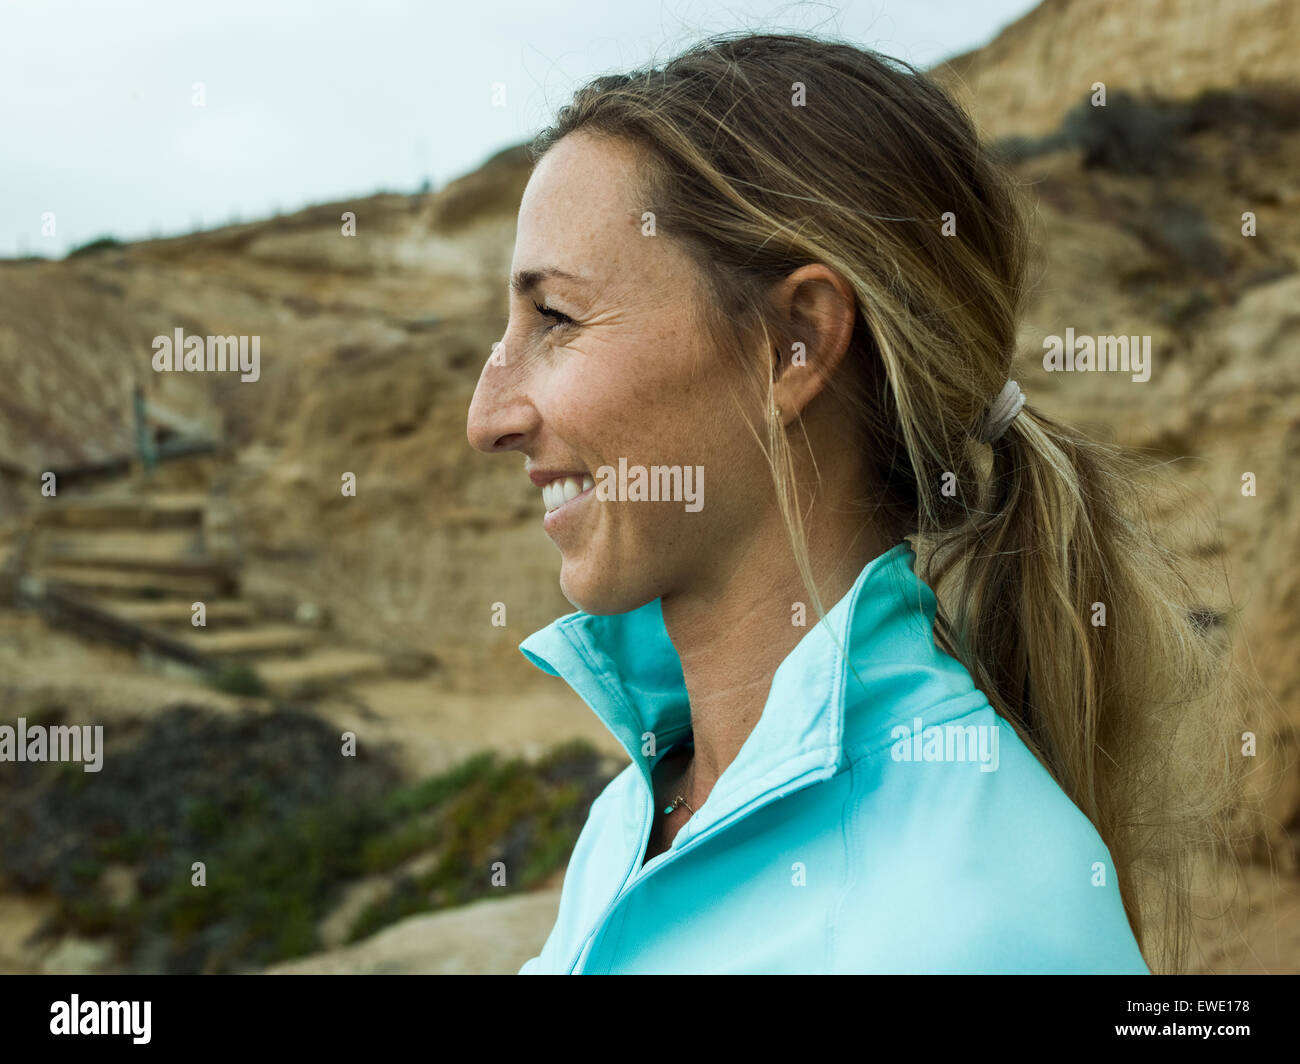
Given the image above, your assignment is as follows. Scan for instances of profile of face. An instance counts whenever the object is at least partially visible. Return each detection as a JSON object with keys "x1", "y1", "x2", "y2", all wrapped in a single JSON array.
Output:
[{"x1": 466, "y1": 132, "x2": 777, "y2": 615}]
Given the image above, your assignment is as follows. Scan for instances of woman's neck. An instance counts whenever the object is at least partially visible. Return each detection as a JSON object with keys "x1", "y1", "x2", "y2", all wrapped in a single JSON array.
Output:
[{"x1": 659, "y1": 514, "x2": 888, "y2": 810}]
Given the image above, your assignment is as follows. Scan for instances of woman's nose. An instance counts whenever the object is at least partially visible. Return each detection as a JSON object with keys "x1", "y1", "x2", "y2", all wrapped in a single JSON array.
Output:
[{"x1": 467, "y1": 337, "x2": 538, "y2": 454}]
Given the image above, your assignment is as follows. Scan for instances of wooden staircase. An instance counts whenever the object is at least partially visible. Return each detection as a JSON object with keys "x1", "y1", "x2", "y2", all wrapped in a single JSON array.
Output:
[{"x1": 9, "y1": 486, "x2": 425, "y2": 697}]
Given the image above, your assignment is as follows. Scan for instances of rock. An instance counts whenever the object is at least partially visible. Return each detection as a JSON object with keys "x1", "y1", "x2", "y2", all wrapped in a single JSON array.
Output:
[
  {"x1": 0, "y1": 894, "x2": 56, "y2": 974},
  {"x1": 263, "y1": 889, "x2": 562, "y2": 975},
  {"x1": 317, "y1": 875, "x2": 394, "y2": 950},
  {"x1": 41, "y1": 935, "x2": 116, "y2": 975}
]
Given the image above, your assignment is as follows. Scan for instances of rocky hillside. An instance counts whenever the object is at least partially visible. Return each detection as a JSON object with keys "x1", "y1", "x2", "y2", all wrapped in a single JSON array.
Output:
[{"x1": 933, "y1": 0, "x2": 1299, "y2": 138}]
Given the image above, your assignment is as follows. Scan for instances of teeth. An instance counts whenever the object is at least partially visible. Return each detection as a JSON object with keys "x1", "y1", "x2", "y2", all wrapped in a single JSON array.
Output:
[{"x1": 541, "y1": 474, "x2": 593, "y2": 512}]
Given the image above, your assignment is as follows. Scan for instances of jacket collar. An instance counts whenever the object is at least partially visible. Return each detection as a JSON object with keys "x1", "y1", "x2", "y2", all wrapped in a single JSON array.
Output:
[{"x1": 519, "y1": 541, "x2": 975, "y2": 844}]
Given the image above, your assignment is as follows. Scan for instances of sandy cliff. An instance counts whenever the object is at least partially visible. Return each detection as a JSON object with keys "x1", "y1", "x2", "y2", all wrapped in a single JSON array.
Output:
[{"x1": 933, "y1": 0, "x2": 1299, "y2": 138}]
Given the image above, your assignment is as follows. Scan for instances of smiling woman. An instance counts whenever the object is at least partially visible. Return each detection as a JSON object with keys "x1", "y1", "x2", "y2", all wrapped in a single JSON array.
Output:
[{"x1": 465, "y1": 31, "x2": 1247, "y2": 975}]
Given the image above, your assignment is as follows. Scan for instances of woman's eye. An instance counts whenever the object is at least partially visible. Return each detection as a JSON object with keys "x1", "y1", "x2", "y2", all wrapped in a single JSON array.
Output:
[{"x1": 533, "y1": 301, "x2": 575, "y2": 331}]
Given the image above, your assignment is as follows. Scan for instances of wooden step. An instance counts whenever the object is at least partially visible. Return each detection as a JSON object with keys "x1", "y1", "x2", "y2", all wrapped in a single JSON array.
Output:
[
  {"x1": 34, "y1": 528, "x2": 206, "y2": 566},
  {"x1": 95, "y1": 598, "x2": 257, "y2": 626},
  {"x1": 255, "y1": 648, "x2": 391, "y2": 695},
  {"x1": 32, "y1": 493, "x2": 208, "y2": 530},
  {"x1": 177, "y1": 624, "x2": 319, "y2": 661},
  {"x1": 33, "y1": 553, "x2": 228, "y2": 575},
  {"x1": 33, "y1": 565, "x2": 233, "y2": 598}
]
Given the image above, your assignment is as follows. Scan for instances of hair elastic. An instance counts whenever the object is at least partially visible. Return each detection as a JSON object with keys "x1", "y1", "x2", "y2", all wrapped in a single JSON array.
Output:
[{"x1": 978, "y1": 379, "x2": 1026, "y2": 443}]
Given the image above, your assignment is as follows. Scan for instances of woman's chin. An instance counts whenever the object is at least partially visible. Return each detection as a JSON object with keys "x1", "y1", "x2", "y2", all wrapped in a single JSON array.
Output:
[
  {"x1": 558, "y1": 561, "x2": 655, "y2": 617},
  {"x1": 558, "y1": 570, "x2": 614, "y2": 614}
]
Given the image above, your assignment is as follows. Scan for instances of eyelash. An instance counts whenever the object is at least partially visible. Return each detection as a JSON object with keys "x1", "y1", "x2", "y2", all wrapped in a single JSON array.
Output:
[{"x1": 533, "y1": 301, "x2": 575, "y2": 331}]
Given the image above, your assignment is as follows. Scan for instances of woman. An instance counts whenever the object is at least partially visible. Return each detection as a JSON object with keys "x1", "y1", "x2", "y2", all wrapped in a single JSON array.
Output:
[{"x1": 467, "y1": 32, "x2": 1242, "y2": 974}]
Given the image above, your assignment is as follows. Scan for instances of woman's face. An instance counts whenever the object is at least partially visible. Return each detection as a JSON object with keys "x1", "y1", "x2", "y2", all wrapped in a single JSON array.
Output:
[{"x1": 467, "y1": 131, "x2": 772, "y2": 614}]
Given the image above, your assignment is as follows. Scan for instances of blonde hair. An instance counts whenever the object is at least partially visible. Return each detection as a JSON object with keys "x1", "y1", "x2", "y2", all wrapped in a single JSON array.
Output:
[{"x1": 532, "y1": 31, "x2": 1258, "y2": 973}]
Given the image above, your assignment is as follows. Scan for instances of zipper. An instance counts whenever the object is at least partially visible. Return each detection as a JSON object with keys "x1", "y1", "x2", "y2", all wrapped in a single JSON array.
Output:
[
  {"x1": 566, "y1": 785, "x2": 653, "y2": 973},
  {"x1": 562, "y1": 729, "x2": 692, "y2": 973},
  {"x1": 565, "y1": 732, "x2": 692, "y2": 972},
  {"x1": 568, "y1": 758, "x2": 836, "y2": 973}
]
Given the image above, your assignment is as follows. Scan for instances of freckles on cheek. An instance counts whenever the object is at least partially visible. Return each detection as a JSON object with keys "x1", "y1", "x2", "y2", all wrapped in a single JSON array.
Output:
[
  {"x1": 560, "y1": 321, "x2": 707, "y2": 456},
  {"x1": 541, "y1": 369, "x2": 627, "y2": 454}
]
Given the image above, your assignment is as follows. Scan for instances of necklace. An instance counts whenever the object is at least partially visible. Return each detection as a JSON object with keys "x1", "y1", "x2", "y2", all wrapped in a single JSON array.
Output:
[
  {"x1": 661, "y1": 751, "x2": 696, "y2": 816},
  {"x1": 663, "y1": 793, "x2": 696, "y2": 815}
]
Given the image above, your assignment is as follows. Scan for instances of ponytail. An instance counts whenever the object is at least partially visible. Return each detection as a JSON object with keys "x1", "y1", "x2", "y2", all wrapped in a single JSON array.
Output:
[{"x1": 923, "y1": 404, "x2": 1246, "y2": 973}]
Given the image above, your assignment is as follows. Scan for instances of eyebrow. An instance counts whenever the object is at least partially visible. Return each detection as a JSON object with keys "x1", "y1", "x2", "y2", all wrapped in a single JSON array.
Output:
[{"x1": 509, "y1": 267, "x2": 589, "y2": 296}]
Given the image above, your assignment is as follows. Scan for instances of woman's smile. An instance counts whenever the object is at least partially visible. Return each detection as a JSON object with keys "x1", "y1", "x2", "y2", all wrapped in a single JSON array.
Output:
[{"x1": 537, "y1": 472, "x2": 597, "y2": 531}]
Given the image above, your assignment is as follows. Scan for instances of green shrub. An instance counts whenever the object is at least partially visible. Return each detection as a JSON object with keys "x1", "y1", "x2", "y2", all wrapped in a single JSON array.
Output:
[
  {"x1": 207, "y1": 663, "x2": 265, "y2": 696},
  {"x1": 66, "y1": 236, "x2": 124, "y2": 258},
  {"x1": 0, "y1": 704, "x2": 614, "y2": 973}
]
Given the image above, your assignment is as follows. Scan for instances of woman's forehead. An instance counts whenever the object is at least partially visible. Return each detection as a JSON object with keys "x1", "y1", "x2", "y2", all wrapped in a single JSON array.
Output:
[
  {"x1": 514, "y1": 138, "x2": 681, "y2": 295},
  {"x1": 522, "y1": 134, "x2": 639, "y2": 215}
]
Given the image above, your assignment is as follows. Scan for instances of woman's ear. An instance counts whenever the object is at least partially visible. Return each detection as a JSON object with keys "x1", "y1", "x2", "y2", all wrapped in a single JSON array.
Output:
[{"x1": 769, "y1": 264, "x2": 856, "y2": 423}]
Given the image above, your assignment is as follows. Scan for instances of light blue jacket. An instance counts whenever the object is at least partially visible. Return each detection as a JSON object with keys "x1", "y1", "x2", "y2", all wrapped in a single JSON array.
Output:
[{"x1": 517, "y1": 542, "x2": 1151, "y2": 974}]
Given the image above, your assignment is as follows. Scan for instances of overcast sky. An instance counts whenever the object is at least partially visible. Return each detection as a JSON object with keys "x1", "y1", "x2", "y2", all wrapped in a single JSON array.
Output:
[{"x1": 0, "y1": 0, "x2": 1038, "y2": 258}]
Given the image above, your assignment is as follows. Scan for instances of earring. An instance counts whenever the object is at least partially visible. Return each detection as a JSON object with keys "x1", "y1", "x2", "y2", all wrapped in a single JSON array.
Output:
[{"x1": 771, "y1": 346, "x2": 784, "y2": 422}]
